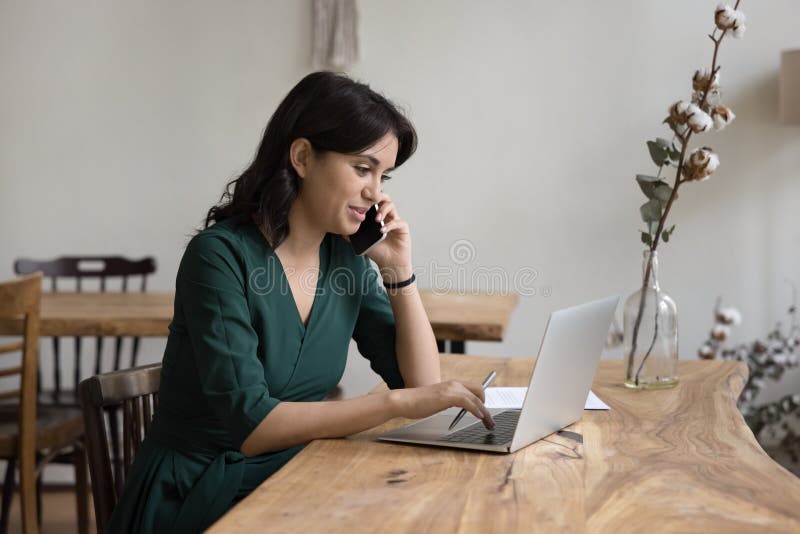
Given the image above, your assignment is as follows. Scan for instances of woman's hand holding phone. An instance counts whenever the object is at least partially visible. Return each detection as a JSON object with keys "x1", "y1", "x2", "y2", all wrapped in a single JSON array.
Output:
[{"x1": 352, "y1": 192, "x2": 413, "y2": 283}]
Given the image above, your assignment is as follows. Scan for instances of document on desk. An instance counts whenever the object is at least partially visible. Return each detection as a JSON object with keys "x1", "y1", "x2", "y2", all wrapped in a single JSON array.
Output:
[{"x1": 484, "y1": 387, "x2": 610, "y2": 410}]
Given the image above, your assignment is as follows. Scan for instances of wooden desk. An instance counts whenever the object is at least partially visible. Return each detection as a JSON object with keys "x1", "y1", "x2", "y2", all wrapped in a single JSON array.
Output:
[
  {"x1": 209, "y1": 355, "x2": 800, "y2": 533},
  {"x1": 0, "y1": 291, "x2": 518, "y2": 351}
]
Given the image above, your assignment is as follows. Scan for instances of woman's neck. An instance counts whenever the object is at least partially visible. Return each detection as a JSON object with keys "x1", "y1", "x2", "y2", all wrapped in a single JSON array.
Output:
[{"x1": 273, "y1": 198, "x2": 325, "y2": 261}]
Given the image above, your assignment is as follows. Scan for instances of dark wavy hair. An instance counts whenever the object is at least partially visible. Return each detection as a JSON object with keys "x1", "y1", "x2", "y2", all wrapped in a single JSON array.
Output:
[{"x1": 205, "y1": 71, "x2": 418, "y2": 248}]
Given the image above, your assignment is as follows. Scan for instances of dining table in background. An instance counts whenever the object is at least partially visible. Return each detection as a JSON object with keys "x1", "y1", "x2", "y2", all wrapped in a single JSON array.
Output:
[{"x1": 0, "y1": 290, "x2": 519, "y2": 354}]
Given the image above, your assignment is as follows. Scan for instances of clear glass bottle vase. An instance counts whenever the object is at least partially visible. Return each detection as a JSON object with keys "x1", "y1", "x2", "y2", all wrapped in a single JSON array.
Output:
[{"x1": 623, "y1": 250, "x2": 679, "y2": 389}]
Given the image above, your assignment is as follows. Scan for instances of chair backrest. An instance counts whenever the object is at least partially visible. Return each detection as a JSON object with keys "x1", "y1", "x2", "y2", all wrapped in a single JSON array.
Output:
[
  {"x1": 78, "y1": 363, "x2": 161, "y2": 534},
  {"x1": 14, "y1": 256, "x2": 156, "y2": 398},
  {"x1": 0, "y1": 273, "x2": 42, "y2": 532}
]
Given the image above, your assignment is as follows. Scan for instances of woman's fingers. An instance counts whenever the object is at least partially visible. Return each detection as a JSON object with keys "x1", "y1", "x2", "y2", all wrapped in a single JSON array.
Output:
[
  {"x1": 462, "y1": 394, "x2": 495, "y2": 430},
  {"x1": 460, "y1": 381, "x2": 487, "y2": 403},
  {"x1": 453, "y1": 383, "x2": 494, "y2": 430},
  {"x1": 379, "y1": 219, "x2": 408, "y2": 234},
  {"x1": 375, "y1": 194, "x2": 397, "y2": 223}
]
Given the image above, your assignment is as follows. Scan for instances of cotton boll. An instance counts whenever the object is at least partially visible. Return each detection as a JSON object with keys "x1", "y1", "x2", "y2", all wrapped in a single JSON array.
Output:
[
  {"x1": 693, "y1": 68, "x2": 720, "y2": 92},
  {"x1": 699, "y1": 344, "x2": 715, "y2": 359},
  {"x1": 715, "y1": 4, "x2": 747, "y2": 34},
  {"x1": 683, "y1": 146, "x2": 720, "y2": 182},
  {"x1": 710, "y1": 105, "x2": 736, "y2": 131},
  {"x1": 669, "y1": 100, "x2": 691, "y2": 124},
  {"x1": 687, "y1": 105, "x2": 714, "y2": 133},
  {"x1": 712, "y1": 324, "x2": 731, "y2": 341},
  {"x1": 715, "y1": 4, "x2": 738, "y2": 30},
  {"x1": 716, "y1": 306, "x2": 742, "y2": 325}
]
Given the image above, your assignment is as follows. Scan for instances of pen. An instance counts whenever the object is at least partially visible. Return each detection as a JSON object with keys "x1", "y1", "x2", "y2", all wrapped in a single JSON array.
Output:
[{"x1": 448, "y1": 370, "x2": 497, "y2": 431}]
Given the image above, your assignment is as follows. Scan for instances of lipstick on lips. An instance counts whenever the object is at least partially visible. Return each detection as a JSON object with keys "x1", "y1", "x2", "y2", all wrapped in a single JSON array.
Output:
[{"x1": 348, "y1": 205, "x2": 368, "y2": 222}]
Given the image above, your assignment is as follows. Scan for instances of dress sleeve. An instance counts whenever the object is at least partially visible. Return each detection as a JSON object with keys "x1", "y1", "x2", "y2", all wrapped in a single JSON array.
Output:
[
  {"x1": 351, "y1": 257, "x2": 406, "y2": 390},
  {"x1": 178, "y1": 234, "x2": 281, "y2": 449}
]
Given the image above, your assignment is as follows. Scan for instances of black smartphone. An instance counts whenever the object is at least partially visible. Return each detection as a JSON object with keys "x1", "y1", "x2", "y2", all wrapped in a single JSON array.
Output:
[{"x1": 349, "y1": 203, "x2": 386, "y2": 256}]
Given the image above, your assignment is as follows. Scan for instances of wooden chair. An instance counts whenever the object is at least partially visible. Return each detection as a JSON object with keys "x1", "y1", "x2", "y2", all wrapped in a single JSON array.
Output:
[
  {"x1": 13, "y1": 256, "x2": 156, "y2": 498},
  {"x1": 13, "y1": 255, "x2": 157, "y2": 403},
  {"x1": 78, "y1": 363, "x2": 161, "y2": 534},
  {"x1": 0, "y1": 273, "x2": 89, "y2": 534}
]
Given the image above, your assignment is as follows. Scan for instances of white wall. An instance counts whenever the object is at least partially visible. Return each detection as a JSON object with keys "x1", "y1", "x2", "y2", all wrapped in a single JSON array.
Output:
[{"x1": 1, "y1": 1, "x2": 799, "y2": 481}]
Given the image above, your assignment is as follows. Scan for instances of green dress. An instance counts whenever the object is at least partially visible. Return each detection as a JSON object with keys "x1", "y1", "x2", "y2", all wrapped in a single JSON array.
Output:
[{"x1": 108, "y1": 215, "x2": 405, "y2": 533}]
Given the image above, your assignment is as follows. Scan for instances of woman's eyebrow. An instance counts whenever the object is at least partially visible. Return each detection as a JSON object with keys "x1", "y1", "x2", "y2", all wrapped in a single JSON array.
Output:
[{"x1": 358, "y1": 154, "x2": 396, "y2": 172}]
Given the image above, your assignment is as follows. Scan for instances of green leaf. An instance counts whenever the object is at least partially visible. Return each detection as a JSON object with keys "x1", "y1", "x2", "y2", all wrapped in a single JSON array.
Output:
[
  {"x1": 640, "y1": 198, "x2": 663, "y2": 223},
  {"x1": 649, "y1": 220, "x2": 660, "y2": 235},
  {"x1": 647, "y1": 141, "x2": 669, "y2": 167},
  {"x1": 638, "y1": 180, "x2": 656, "y2": 199},
  {"x1": 653, "y1": 184, "x2": 673, "y2": 202},
  {"x1": 641, "y1": 231, "x2": 652, "y2": 246},
  {"x1": 662, "y1": 223, "x2": 677, "y2": 243},
  {"x1": 668, "y1": 149, "x2": 681, "y2": 165},
  {"x1": 636, "y1": 175, "x2": 662, "y2": 200},
  {"x1": 655, "y1": 137, "x2": 672, "y2": 149}
]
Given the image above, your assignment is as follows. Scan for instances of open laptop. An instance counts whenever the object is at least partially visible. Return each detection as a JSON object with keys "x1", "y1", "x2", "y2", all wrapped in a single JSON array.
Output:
[{"x1": 377, "y1": 295, "x2": 619, "y2": 453}]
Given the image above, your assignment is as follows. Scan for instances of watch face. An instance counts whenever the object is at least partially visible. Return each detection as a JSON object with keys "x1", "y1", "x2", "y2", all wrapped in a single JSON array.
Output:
[{"x1": 349, "y1": 204, "x2": 385, "y2": 255}]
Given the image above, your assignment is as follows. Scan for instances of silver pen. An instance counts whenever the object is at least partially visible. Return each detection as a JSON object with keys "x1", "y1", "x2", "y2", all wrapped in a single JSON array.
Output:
[{"x1": 448, "y1": 370, "x2": 497, "y2": 431}]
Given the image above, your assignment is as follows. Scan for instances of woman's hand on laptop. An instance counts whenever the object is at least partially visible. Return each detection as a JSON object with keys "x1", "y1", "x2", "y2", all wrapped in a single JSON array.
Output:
[{"x1": 388, "y1": 380, "x2": 495, "y2": 430}]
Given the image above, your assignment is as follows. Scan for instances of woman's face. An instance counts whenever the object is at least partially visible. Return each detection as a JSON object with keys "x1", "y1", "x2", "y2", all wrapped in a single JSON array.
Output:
[{"x1": 294, "y1": 132, "x2": 399, "y2": 236}]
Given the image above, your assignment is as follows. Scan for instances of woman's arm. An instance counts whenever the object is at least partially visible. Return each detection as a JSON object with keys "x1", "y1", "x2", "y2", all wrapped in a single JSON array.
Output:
[
  {"x1": 382, "y1": 266, "x2": 441, "y2": 387},
  {"x1": 364, "y1": 191, "x2": 440, "y2": 387},
  {"x1": 240, "y1": 380, "x2": 494, "y2": 457}
]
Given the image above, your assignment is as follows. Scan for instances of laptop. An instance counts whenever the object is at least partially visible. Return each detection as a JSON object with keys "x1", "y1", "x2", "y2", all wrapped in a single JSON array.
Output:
[{"x1": 377, "y1": 295, "x2": 619, "y2": 453}]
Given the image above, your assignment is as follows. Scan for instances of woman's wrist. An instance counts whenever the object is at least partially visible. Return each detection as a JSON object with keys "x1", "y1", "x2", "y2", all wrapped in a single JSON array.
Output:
[
  {"x1": 386, "y1": 389, "x2": 406, "y2": 419},
  {"x1": 379, "y1": 265, "x2": 414, "y2": 285}
]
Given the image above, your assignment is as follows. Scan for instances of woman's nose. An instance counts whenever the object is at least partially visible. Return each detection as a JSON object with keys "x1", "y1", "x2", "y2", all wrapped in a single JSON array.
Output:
[{"x1": 363, "y1": 174, "x2": 381, "y2": 201}]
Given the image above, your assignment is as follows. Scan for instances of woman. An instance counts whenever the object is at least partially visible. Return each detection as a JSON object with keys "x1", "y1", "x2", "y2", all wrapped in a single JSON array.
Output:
[{"x1": 109, "y1": 71, "x2": 495, "y2": 533}]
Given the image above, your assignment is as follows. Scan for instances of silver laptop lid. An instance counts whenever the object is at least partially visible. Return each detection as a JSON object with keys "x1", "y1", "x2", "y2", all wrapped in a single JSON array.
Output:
[{"x1": 509, "y1": 295, "x2": 619, "y2": 452}]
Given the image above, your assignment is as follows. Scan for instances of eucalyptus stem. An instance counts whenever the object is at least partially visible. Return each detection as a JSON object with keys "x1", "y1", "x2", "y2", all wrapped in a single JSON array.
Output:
[{"x1": 627, "y1": 3, "x2": 738, "y2": 384}]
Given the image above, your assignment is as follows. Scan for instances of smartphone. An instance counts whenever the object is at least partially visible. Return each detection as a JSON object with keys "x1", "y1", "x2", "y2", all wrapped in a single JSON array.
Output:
[{"x1": 349, "y1": 203, "x2": 387, "y2": 256}]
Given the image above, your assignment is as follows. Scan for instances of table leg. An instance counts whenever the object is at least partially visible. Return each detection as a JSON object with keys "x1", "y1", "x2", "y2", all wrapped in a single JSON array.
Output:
[{"x1": 436, "y1": 340, "x2": 466, "y2": 354}]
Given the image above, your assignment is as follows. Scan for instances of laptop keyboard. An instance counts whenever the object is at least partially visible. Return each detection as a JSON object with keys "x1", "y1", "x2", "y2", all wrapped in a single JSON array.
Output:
[{"x1": 437, "y1": 410, "x2": 520, "y2": 445}]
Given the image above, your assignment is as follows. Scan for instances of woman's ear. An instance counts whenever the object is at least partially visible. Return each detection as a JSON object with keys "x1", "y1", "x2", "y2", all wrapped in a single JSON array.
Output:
[{"x1": 289, "y1": 138, "x2": 314, "y2": 179}]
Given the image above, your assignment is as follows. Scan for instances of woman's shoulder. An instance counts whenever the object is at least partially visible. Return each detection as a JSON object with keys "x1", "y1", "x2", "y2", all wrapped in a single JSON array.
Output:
[
  {"x1": 187, "y1": 215, "x2": 255, "y2": 254},
  {"x1": 178, "y1": 217, "x2": 253, "y2": 288}
]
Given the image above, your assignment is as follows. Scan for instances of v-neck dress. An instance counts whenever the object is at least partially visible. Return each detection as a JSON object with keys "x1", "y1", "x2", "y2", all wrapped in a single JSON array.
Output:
[{"x1": 108, "y1": 215, "x2": 405, "y2": 533}]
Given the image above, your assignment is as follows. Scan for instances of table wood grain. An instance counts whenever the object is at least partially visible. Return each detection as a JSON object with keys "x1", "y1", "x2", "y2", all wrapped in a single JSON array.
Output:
[
  {"x1": 209, "y1": 355, "x2": 800, "y2": 533},
  {"x1": 0, "y1": 290, "x2": 518, "y2": 341}
]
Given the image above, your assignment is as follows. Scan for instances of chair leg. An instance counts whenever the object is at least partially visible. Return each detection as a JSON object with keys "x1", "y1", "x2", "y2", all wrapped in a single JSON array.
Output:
[
  {"x1": 18, "y1": 455, "x2": 36, "y2": 534},
  {"x1": 0, "y1": 458, "x2": 16, "y2": 534},
  {"x1": 35, "y1": 474, "x2": 42, "y2": 527},
  {"x1": 36, "y1": 474, "x2": 42, "y2": 530},
  {"x1": 73, "y1": 445, "x2": 90, "y2": 534}
]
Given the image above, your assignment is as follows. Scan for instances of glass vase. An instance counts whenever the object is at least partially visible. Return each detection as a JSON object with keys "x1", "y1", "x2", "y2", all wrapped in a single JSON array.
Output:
[{"x1": 623, "y1": 250, "x2": 679, "y2": 389}]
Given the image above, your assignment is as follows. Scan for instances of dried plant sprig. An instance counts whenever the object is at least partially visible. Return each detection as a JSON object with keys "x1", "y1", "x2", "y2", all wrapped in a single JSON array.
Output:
[
  {"x1": 627, "y1": 1, "x2": 746, "y2": 385},
  {"x1": 700, "y1": 281, "x2": 800, "y2": 471}
]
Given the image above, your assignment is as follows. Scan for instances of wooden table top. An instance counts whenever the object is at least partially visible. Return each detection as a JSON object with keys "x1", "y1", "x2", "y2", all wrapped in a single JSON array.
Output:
[
  {"x1": 209, "y1": 355, "x2": 800, "y2": 533},
  {"x1": 0, "y1": 290, "x2": 518, "y2": 340},
  {"x1": 419, "y1": 290, "x2": 518, "y2": 342}
]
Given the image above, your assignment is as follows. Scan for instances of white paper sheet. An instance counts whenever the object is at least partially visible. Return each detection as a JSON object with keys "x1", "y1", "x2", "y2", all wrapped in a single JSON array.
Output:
[{"x1": 484, "y1": 387, "x2": 610, "y2": 410}]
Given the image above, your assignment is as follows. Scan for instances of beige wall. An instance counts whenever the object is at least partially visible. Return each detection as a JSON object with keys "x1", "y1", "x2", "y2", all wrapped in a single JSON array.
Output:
[{"x1": 1, "y1": 1, "x2": 799, "y2": 481}]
